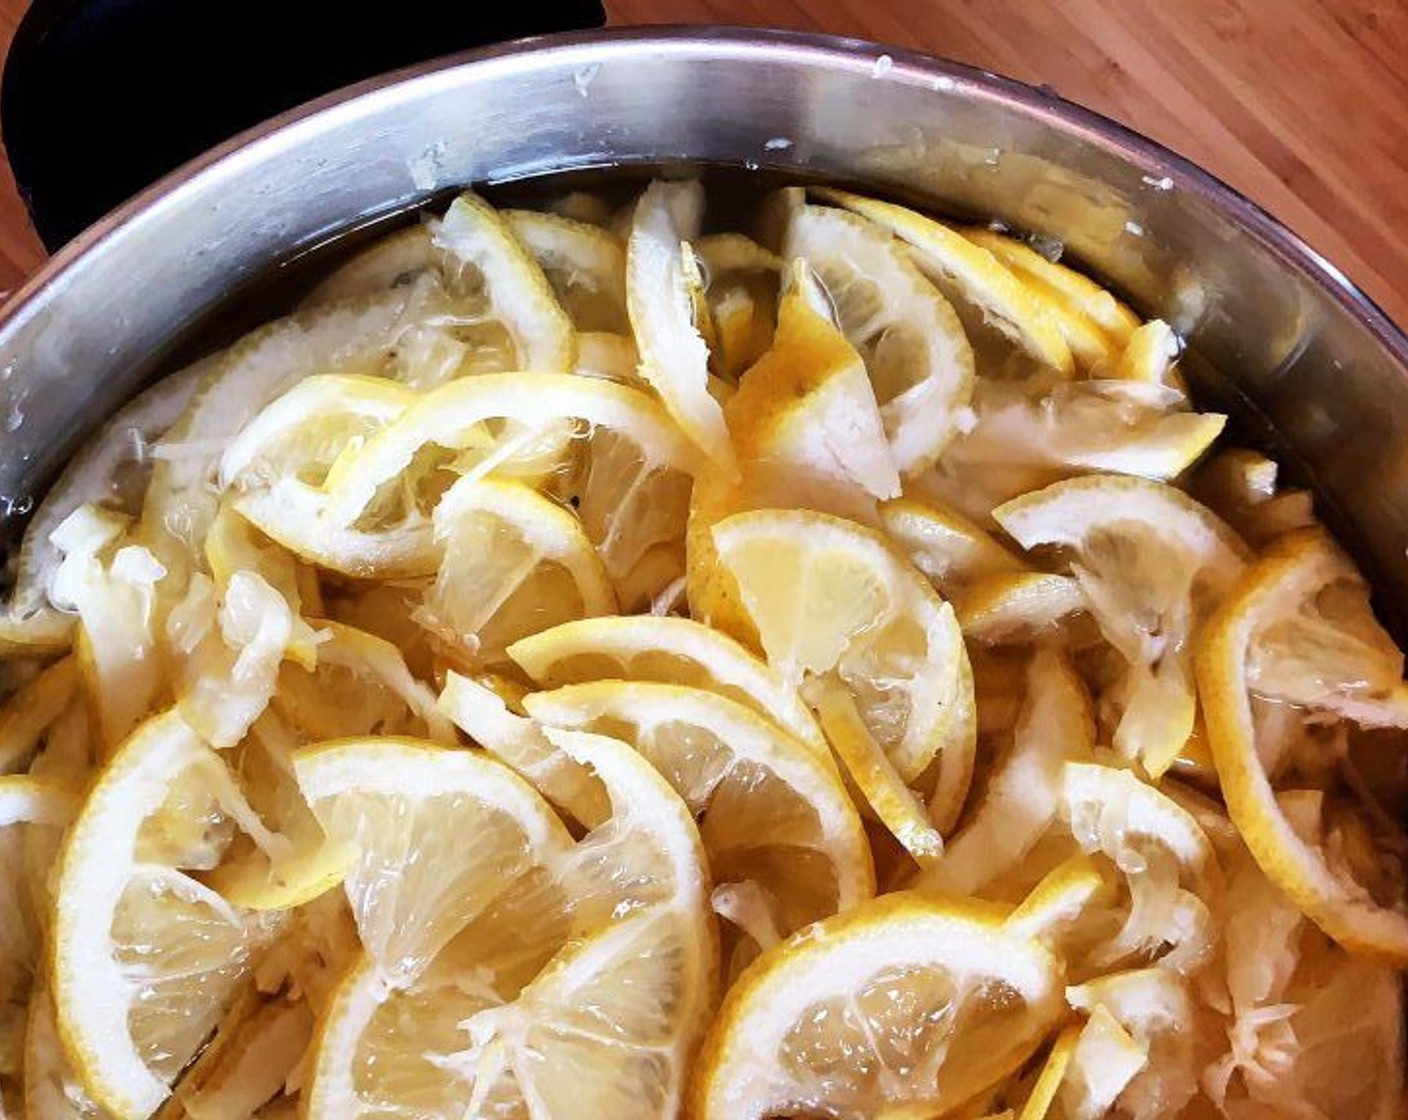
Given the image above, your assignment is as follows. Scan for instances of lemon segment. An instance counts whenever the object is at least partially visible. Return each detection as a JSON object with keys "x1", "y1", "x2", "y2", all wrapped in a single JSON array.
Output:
[
  {"x1": 814, "y1": 188, "x2": 1074, "y2": 376},
  {"x1": 784, "y1": 203, "x2": 975, "y2": 473},
  {"x1": 0, "y1": 657, "x2": 79, "y2": 775},
  {"x1": 691, "y1": 892, "x2": 1064, "y2": 1119},
  {"x1": 503, "y1": 208, "x2": 628, "y2": 333}
]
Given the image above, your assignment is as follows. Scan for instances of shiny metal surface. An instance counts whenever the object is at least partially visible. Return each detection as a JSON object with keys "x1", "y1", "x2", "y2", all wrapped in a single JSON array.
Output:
[{"x1": 1, "y1": 28, "x2": 1406, "y2": 612}]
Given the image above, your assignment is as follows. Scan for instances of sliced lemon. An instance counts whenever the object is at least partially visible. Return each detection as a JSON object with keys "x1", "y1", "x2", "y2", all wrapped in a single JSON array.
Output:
[
  {"x1": 878, "y1": 494, "x2": 1026, "y2": 598},
  {"x1": 320, "y1": 371, "x2": 697, "y2": 581},
  {"x1": 48, "y1": 506, "x2": 169, "y2": 756},
  {"x1": 1014, "y1": 1024, "x2": 1080, "y2": 1120},
  {"x1": 1056, "y1": 1005, "x2": 1148, "y2": 1120},
  {"x1": 712, "y1": 508, "x2": 973, "y2": 782},
  {"x1": 626, "y1": 179, "x2": 737, "y2": 473},
  {"x1": 725, "y1": 259, "x2": 901, "y2": 503},
  {"x1": 522, "y1": 679, "x2": 874, "y2": 947},
  {"x1": 694, "y1": 233, "x2": 780, "y2": 381},
  {"x1": 784, "y1": 203, "x2": 975, "y2": 473},
  {"x1": 943, "y1": 378, "x2": 1224, "y2": 485},
  {"x1": 0, "y1": 656, "x2": 78, "y2": 774},
  {"x1": 954, "y1": 572, "x2": 1088, "y2": 646},
  {"x1": 300, "y1": 223, "x2": 439, "y2": 308},
  {"x1": 503, "y1": 208, "x2": 627, "y2": 333},
  {"x1": 1004, "y1": 852, "x2": 1112, "y2": 948},
  {"x1": 1, "y1": 777, "x2": 79, "y2": 1111},
  {"x1": 52, "y1": 710, "x2": 281, "y2": 1120},
  {"x1": 506, "y1": 613, "x2": 829, "y2": 759},
  {"x1": 416, "y1": 476, "x2": 615, "y2": 666},
  {"x1": 217, "y1": 374, "x2": 416, "y2": 493},
  {"x1": 430, "y1": 191, "x2": 576, "y2": 374},
  {"x1": 575, "y1": 328, "x2": 641, "y2": 384},
  {"x1": 300, "y1": 730, "x2": 715, "y2": 1120},
  {"x1": 995, "y1": 475, "x2": 1248, "y2": 777},
  {"x1": 916, "y1": 649, "x2": 1094, "y2": 896},
  {"x1": 437, "y1": 670, "x2": 610, "y2": 829},
  {"x1": 960, "y1": 228, "x2": 1139, "y2": 346},
  {"x1": 24, "y1": 984, "x2": 114, "y2": 1120},
  {"x1": 1114, "y1": 318, "x2": 1185, "y2": 391},
  {"x1": 691, "y1": 892, "x2": 1064, "y2": 1119},
  {"x1": 814, "y1": 188, "x2": 1074, "y2": 376},
  {"x1": 807, "y1": 675, "x2": 946, "y2": 865},
  {"x1": 1198, "y1": 529, "x2": 1408, "y2": 962}
]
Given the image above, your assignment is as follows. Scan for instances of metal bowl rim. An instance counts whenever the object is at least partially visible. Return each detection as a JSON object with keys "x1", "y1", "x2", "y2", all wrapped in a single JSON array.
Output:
[{"x1": 2, "y1": 24, "x2": 1404, "y2": 373}]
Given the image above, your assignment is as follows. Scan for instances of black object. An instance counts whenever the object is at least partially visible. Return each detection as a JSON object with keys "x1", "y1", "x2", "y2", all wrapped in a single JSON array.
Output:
[{"x1": 1, "y1": 0, "x2": 607, "y2": 250}]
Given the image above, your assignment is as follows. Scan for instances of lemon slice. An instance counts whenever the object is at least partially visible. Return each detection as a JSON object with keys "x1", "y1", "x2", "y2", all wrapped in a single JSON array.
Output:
[
  {"x1": 916, "y1": 649, "x2": 1094, "y2": 896},
  {"x1": 320, "y1": 371, "x2": 697, "y2": 577},
  {"x1": 300, "y1": 730, "x2": 715, "y2": 1120},
  {"x1": 1198, "y1": 530, "x2": 1408, "y2": 962},
  {"x1": 960, "y1": 229, "x2": 1139, "y2": 345},
  {"x1": 24, "y1": 984, "x2": 114, "y2": 1120},
  {"x1": 502, "y1": 208, "x2": 628, "y2": 333},
  {"x1": 626, "y1": 179, "x2": 736, "y2": 473},
  {"x1": 1013, "y1": 1025, "x2": 1080, "y2": 1120},
  {"x1": 575, "y1": 329, "x2": 641, "y2": 383},
  {"x1": 431, "y1": 191, "x2": 576, "y2": 375},
  {"x1": 301, "y1": 224, "x2": 439, "y2": 307},
  {"x1": 0, "y1": 656, "x2": 79, "y2": 774},
  {"x1": 0, "y1": 355, "x2": 208, "y2": 655},
  {"x1": 995, "y1": 475, "x2": 1248, "y2": 777},
  {"x1": 506, "y1": 613, "x2": 829, "y2": 756},
  {"x1": 944, "y1": 378, "x2": 1225, "y2": 484},
  {"x1": 1, "y1": 776, "x2": 78, "y2": 1111},
  {"x1": 954, "y1": 572, "x2": 1088, "y2": 646},
  {"x1": 1061, "y1": 762, "x2": 1216, "y2": 974},
  {"x1": 52, "y1": 710, "x2": 281, "y2": 1120},
  {"x1": 725, "y1": 259, "x2": 901, "y2": 503},
  {"x1": 273, "y1": 620, "x2": 450, "y2": 744},
  {"x1": 1004, "y1": 852, "x2": 1112, "y2": 948},
  {"x1": 1114, "y1": 319, "x2": 1184, "y2": 390},
  {"x1": 711, "y1": 508, "x2": 974, "y2": 785},
  {"x1": 694, "y1": 233, "x2": 781, "y2": 380},
  {"x1": 1066, "y1": 969, "x2": 1199, "y2": 1119},
  {"x1": 1189, "y1": 448, "x2": 1318, "y2": 548},
  {"x1": 879, "y1": 494, "x2": 1026, "y2": 598},
  {"x1": 522, "y1": 679, "x2": 874, "y2": 945},
  {"x1": 217, "y1": 374, "x2": 416, "y2": 493},
  {"x1": 416, "y1": 476, "x2": 615, "y2": 666},
  {"x1": 48, "y1": 506, "x2": 169, "y2": 756},
  {"x1": 437, "y1": 670, "x2": 611, "y2": 829},
  {"x1": 142, "y1": 288, "x2": 436, "y2": 584},
  {"x1": 784, "y1": 203, "x2": 975, "y2": 473},
  {"x1": 813, "y1": 189, "x2": 1074, "y2": 376},
  {"x1": 691, "y1": 892, "x2": 1064, "y2": 1119}
]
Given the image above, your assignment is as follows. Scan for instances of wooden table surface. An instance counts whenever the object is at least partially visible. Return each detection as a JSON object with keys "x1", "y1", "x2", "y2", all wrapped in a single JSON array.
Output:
[{"x1": 0, "y1": 0, "x2": 1403, "y2": 325}]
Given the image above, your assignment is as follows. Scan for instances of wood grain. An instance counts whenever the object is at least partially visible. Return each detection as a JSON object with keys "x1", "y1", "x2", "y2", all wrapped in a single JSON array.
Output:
[{"x1": 0, "y1": 0, "x2": 1403, "y2": 325}]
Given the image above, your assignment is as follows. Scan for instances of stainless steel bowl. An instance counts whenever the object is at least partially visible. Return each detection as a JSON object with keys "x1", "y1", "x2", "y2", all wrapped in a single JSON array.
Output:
[{"x1": 2, "y1": 27, "x2": 1406, "y2": 614}]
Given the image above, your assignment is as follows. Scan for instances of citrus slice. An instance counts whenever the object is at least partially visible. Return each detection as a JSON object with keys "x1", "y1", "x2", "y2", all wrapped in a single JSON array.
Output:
[
  {"x1": 141, "y1": 287, "x2": 437, "y2": 583},
  {"x1": 959, "y1": 228, "x2": 1139, "y2": 346},
  {"x1": 995, "y1": 475, "x2": 1248, "y2": 777},
  {"x1": 300, "y1": 222, "x2": 440, "y2": 307},
  {"x1": 691, "y1": 892, "x2": 1064, "y2": 1119},
  {"x1": 1114, "y1": 319, "x2": 1184, "y2": 390},
  {"x1": 23, "y1": 985, "x2": 114, "y2": 1120},
  {"x1": 506, "y1": 613, "x2": 829, "y2": 759},
  {"x1": 274, "y1": 619, "x2": 452, "y2": 744},
  {"x1": 1061, "y1": 762, "x2": 1216, "y2": 974},
  {"x1": 430, "y1": 191, "x2": 576, "y2": 375},
  {"x1": 806, "y1": 675, "x2": 946, "y2": 865},
  {"x1": 1066, "y1": 969, "x2": 1200, "y2": 1120},
  {"x1": 294, "y1": 737, "x2": 576, "y2": 985},
  {"x1": 784, "y1": 203, "x2": 975, "y2": 473},
  {"x1": 1198, "y1": 529, "x2": 1408, "y2": 962},
  {"x1": 1056, "y1": 1006, "x2": 1148, "y2": 1120},
  {"x1": 1190, "y1": 447, "x2": 1318, "y2": 549},
  {"x1": 1014, "y1": 1024, "x2": 1080, "y2": 1120},
  {"x1": 954, "y1": 572, "x2": 1088, "y2": 646},
  {"x1": 320, "y1": 372, "x2": 698, "y2": 582},
  {"x1": 725, "y1": 259, "x2": 901, "y2": 503},
  {"x1": 0, "y1": 656, "x2": 79, "y2": 774},
  {"x1": 52, "y1": 710, "x2": 281, "y2": 1120},
  {"x1": 626, "y1": 179, "x2": 736, "y2": 473},
  {"x1": 711, "y1": 508, "x2": 974, "y2": 784},
  {"x1": 916, "y1": 649, "x2": 1094, "y2": 896},
  {"x1": 522, "y1": 679, "x2": 874, "y2": 945},
  {"x1": 436, "y1": 670, "x2": 610, "y2": 829},
  {"x1": 416, "y1": 476, "x2": 615, "y2": 666},
  {"x1": 944, "y1": 378, "x2": 1225, "y2": 483},
  {"x1": 0, "y1": 777, "x2": 79, "y2": 1112},
  {"x1": 813, "y1": 188, "x2": 1074, "y2": 376},
  {"x1": 878, "y1": 494, "x2": 1027, "y2": 598},
  {"x1": 300, "y1": 730, "x2": 715, "y2": 1120},
  {"x1": 48, "y1": 506, "x2": 168, "y2": 756},
  {"x1": 217, "y1": 374, "x2": 416, "y2": 493},
  {"x1": 693, "y1": 232, "x2": 781, "y2": 380},
  {"x1": 0, "y1": 355, "x2": 208, "y2": 655},
  {"x1": 503, "y1": 208, "x2": 628, "y2": 333}
]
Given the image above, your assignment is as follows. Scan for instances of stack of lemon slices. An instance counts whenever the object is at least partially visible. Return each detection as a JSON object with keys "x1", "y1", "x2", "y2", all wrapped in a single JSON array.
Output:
[{"x1": 0, "y1": 181, "x2": 1402, "y2": 1120}]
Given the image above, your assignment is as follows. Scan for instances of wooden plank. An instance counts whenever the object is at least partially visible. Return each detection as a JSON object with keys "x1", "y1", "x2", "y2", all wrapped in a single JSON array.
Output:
[{"x1": 0, "y1": 0, "x2": 1401, "y2": 327}]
